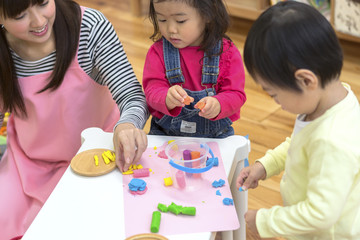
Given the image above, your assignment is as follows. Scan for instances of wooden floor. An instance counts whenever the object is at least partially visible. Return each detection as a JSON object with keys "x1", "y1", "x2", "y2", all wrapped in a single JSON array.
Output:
[{"x1": 75, "y1": 1, "x2": 360, "y2": 239}]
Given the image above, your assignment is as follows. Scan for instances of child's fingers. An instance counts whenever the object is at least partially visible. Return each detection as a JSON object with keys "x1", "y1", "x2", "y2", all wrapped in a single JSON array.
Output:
[
  {"x1": 183, "y1": 96, "x2": 194, "y2": 105},
  {"x1": 173, "y1": 85, "x2": 187, "y2": 95},
  {"x1": 236, "y1": 169, "x2": 249, "y2": 188},
  {"x1": 169, "y1": 86, "x2": 185, "y2": 102},
  {"x1": 194, "y1": 100, "x2": 206, "y2": 110},
  {"x1": 167, "y1": 96, "x2": 181, "y2": 107},
  {"x1": 170, "y1": 86, "x2": 197, "y2": 106},
  {"x1": 197, "y1": 97, "x2": 221, "y2": 119},
  {"x1": 242, "y1": 175, "x2": 258, "y2": 190},
  {"x1": 236, "y1": 177, "x2": 247, "y2": 190},
  {"x1": 167, "y1": 86, "x2": 187, "y2": 108},
  {"x1": 197, "y1": 98, "x2": 210, "y2": 117},
  {"x1": 171, "y1": 85, "x2": 188, "y2": 101}
]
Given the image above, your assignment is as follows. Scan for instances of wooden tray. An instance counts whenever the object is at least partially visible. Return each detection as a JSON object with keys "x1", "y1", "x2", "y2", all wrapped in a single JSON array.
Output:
[
  {"x1": 125, "y1": 233, "x2": 168, "y2": 240},
  {"x1": 70, "y1": 148, "x2": 116, "y2": 176}
]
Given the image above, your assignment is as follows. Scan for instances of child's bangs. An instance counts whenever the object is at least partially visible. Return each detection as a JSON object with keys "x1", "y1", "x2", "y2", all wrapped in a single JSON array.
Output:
[
  {"x1": 1, "y1": 0, "x2": 45, "y2": 19},
  {"x1": 153, "y1": 0, "x2": 193, "y2": 5}
]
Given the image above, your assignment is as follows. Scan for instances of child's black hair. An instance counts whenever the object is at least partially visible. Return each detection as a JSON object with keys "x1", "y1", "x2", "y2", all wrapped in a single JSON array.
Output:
[
  {"x1": 148, "y1": 0, "x2": 231, "y2": 56},
  {"x1": 243, "y1": 1, "x2": 343, "y2": 92}
]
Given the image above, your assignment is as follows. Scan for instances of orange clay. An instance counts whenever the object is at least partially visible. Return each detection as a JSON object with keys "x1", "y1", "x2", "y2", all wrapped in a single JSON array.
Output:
[
  {"x1": 0, "y1": 126, "x2": 7, "y2": 136},
  {"x1": 183, "y1": 96, "x2": 194, "y2": 105},
  {"x1": 194, "y1": 101, "x2": 206, "y2": 110},
  {"x1": 190, "y1": 151, "x2": 201, "y2": 159}
]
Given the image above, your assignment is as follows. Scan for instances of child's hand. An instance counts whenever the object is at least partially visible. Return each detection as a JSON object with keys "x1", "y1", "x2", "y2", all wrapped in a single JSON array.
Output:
[
  {"x1": 245, "y1": 210, "x2": 260, "y2": 236},
  {"x1": 196, "y1": 97, "x2": 221, "y2": 119},
  {"x1": 166, "y1": 85, "x2": 189, "y2": 110},
  {"x1": 236, "y1": 162, "x2": 266, "y2": 190}
]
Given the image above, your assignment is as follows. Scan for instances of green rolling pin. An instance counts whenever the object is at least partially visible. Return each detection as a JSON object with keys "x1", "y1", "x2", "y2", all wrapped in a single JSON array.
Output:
[{"x1": 150, "y1": 211, "x2": 161, "y2": 233}]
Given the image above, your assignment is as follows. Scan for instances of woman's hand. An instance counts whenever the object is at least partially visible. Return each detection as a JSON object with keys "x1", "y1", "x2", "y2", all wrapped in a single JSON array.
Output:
[{"x1": 113, "y1": 123, "x2": 147, "y2": 172}]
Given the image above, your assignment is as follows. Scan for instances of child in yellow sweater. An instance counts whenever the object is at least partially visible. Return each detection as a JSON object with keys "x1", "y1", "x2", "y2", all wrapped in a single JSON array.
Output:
[{"x1": 237, "y1": 1, "x2": 360, "y2": 239}]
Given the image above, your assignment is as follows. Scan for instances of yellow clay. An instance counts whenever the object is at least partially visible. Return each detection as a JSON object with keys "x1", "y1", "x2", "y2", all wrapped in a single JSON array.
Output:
[
  {"x1": 122, "y1": 170, "x2": 134, "y2": 175},
  {"x1": 102, "y1": 153, "x2": 110, "y2": 164},
  {"x1": 104, "y1": 150, "x2": 115, "y2": 161},
  {"x1": 94, "y1": 155, "x2": 99, "y2": 166},
  {"x1": 164, "y1": 177, "x2": 173, "y2": 186}
]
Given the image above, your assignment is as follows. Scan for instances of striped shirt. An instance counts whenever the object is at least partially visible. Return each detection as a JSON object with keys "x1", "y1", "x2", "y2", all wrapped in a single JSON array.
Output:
[{"x1": 5, "y1": 7, "x2": 148, "y2": 129}]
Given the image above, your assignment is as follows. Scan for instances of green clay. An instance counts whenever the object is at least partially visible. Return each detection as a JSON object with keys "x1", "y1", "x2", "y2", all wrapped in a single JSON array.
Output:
[
  {"x1": 168, "y1": 202, "x2": 183, "y2": 215},
  {"x1": 181, "y1": 206, "x2": 196, "y2": 216},
  {"x1": 157, "y1": 203, "x2": 168, "y2": 212},
  {"x1": 150, "y1": 211, "x2": 161, "y2": 233}
]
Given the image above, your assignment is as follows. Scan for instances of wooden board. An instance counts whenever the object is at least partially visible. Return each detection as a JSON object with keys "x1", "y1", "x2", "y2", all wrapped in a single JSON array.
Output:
[
  {"x1": 70, "y1": 148, "x2": 116, "y2": 176},
  {"x1": 125, "y1": 233, "x2": 168, "y2": 240}
]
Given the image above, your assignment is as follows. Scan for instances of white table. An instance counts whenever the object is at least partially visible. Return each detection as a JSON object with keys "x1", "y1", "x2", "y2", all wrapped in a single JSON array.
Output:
[{"x1": 22, "y1": 127, "x2": 250, "y2": 240}]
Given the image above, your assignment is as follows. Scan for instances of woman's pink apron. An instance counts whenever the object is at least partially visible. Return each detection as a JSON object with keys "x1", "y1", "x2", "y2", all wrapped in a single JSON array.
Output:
[{"x1": 0, "y1": 12, "x2": 119, "y2": 238}]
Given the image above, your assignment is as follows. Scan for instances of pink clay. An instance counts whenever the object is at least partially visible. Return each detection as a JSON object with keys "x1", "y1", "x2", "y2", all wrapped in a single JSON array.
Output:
[
  {"x1": 157, "y1": 150, "x2": 168, "y2": 159},
  {"x1": 130, "y1": 186, "x2": 148, "y2": 195},
  {"x1": 176, "y1": 170, "x2": 186, "y2": 189},
  {"x1": 133, "y1": 168, "x2": 150, "y2": 178}
]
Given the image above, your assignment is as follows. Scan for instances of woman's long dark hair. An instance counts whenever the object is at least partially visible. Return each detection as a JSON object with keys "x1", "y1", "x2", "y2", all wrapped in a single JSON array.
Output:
[
  {"x1": 149, "y1": 0, "x2": 231, "y2": 57},
  {"x1": 0, "y1": 0, "x2": 81, "y2": 116}
]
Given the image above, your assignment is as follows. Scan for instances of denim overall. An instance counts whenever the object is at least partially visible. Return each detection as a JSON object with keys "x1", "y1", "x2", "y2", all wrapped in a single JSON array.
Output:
[{"x1": 149, "y1": 38, "x2": 234, "y2": 138}]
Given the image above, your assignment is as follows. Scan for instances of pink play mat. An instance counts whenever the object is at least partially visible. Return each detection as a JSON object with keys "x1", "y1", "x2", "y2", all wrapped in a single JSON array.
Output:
[{"x1": 122, "y1": 141, "x2": 240, "y2": 236}]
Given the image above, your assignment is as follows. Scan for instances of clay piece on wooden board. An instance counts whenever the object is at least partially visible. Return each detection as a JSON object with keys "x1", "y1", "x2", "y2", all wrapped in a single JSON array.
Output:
[{"x1": 70, "y1": 148, "x2": 116, "y2": 176}]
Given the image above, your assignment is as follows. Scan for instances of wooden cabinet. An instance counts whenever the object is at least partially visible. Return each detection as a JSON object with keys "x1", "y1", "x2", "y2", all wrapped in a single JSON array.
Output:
[
  {"x1": 224, "y1": 0, "x2": 270, "y2": 20},
  {"x1": 130, "y1": 0, "x2": 143, "y2": 17},
  {"x1": 331, "y1": 0, "x2": 360, "y2": 43},
  {"x1": 225, "y1": 0, "x2": 360, "y2": 43},
  {"x1": 131, "y1": 0, "x2": 360, "y2": 43}
]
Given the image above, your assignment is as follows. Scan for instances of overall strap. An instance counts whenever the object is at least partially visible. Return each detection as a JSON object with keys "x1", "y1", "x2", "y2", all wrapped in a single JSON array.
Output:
[
  {"x1": 163, "y1": 38, "x2": 185, "y2": 84},
  {"x1": 201, "y1": 40, "x2": 222, "y2": 85}
]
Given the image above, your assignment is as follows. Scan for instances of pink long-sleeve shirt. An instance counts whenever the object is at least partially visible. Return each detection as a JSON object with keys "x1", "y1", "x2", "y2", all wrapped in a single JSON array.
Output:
[{"x1": 143, "y1": 38, "x2": 246, "y2": 122}]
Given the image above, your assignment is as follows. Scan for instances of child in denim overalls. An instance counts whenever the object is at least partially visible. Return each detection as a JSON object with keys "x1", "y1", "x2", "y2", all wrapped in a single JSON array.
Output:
[{"x1": 143, "y1": 0, "x2": 246, "y2": 138}]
